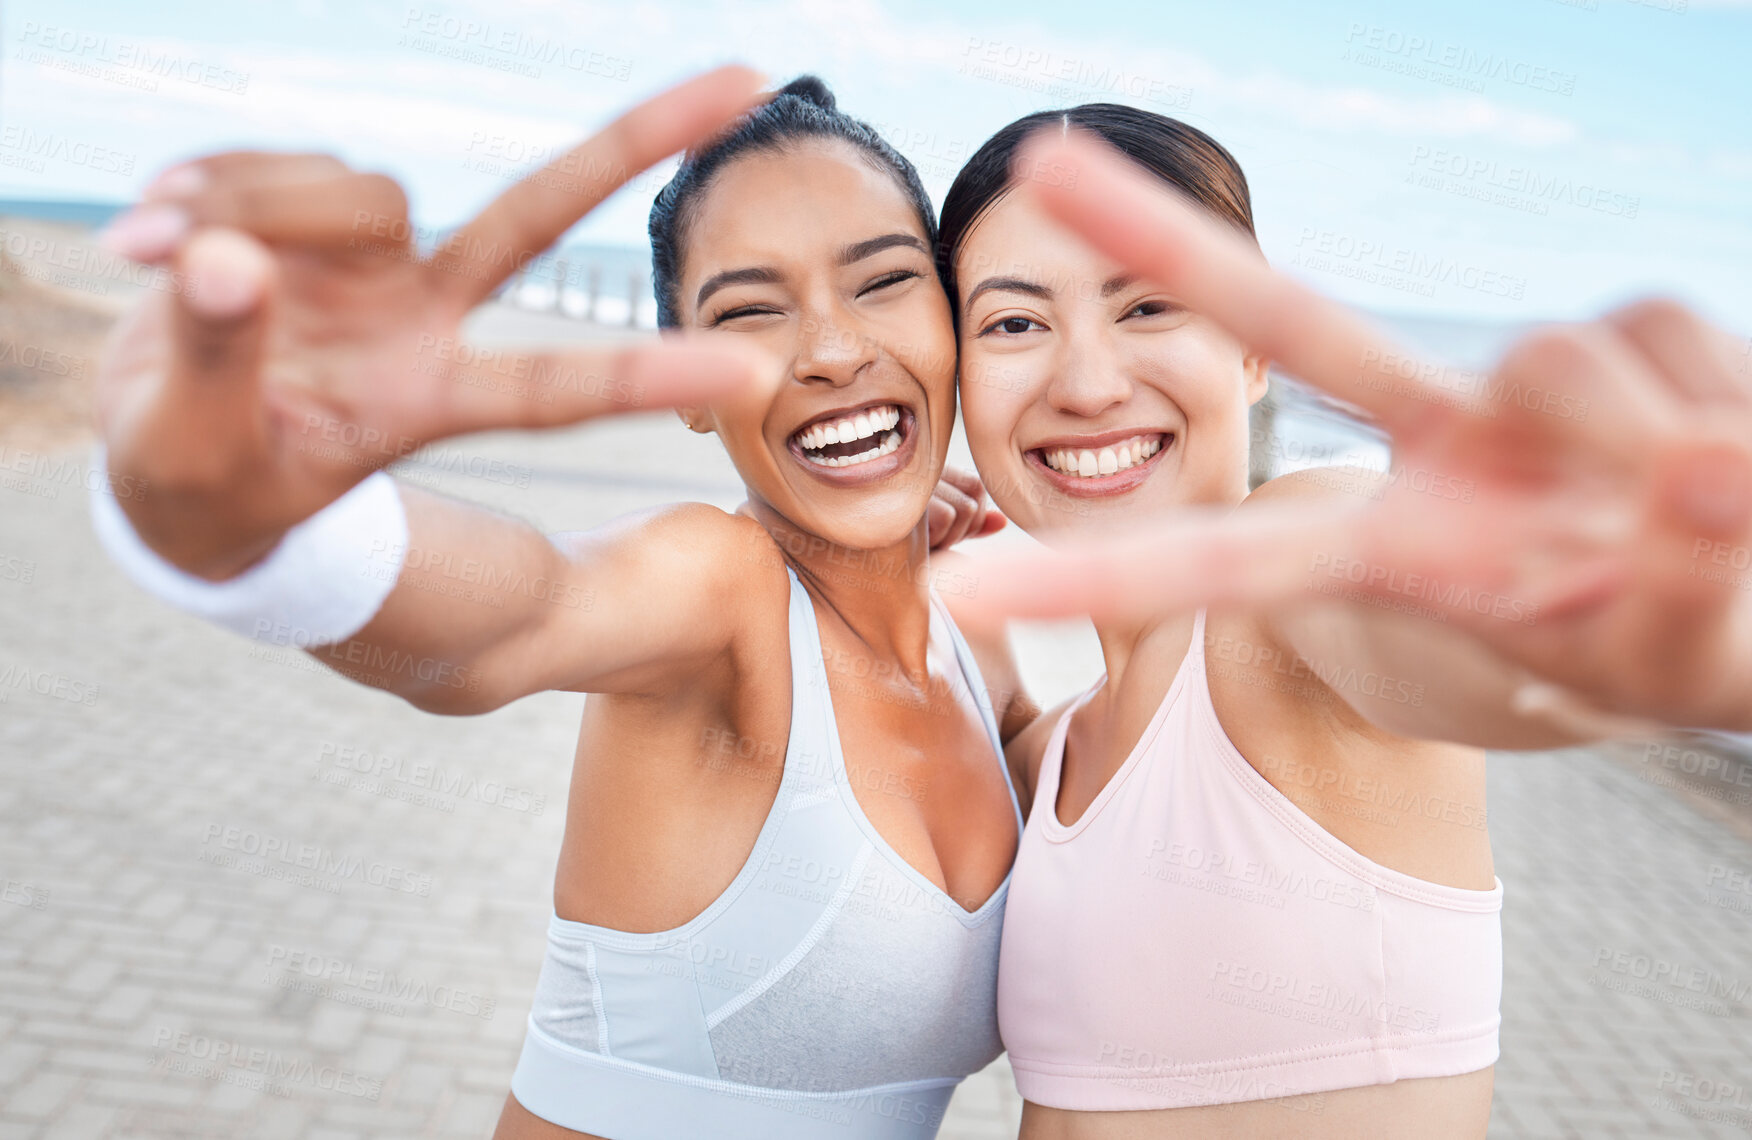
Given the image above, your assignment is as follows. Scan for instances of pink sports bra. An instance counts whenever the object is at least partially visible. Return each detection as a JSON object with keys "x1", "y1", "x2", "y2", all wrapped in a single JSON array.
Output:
[{"x1": 997, "y1": 609, "x2": 1503, "y2": 1110}]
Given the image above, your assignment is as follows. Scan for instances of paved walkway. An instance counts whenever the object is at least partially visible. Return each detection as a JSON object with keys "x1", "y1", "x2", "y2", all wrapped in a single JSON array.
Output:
[{"x1": 3, "y1": 416, "x2": 1750, "y2": 1138}]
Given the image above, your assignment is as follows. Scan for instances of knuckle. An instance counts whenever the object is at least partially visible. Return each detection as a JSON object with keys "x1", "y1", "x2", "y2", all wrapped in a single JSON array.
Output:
[
  {"x1": 1497, "y1": 324, "x2": 1606, "y2": 381},
  {"x1": 358, "y1": 173, "x2": 410, "y2": 219},
  {"x1": 1607, "y1": 296, "x2": 1697, "y2": 340},
  {"x1": 296, "y1": 152, "x2": 351, "y2": 174}
]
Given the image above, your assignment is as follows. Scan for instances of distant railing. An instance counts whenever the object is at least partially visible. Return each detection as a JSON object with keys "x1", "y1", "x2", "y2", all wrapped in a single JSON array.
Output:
[{"x1": 492, "y1": 250, "x2": 656, "y2": 329}]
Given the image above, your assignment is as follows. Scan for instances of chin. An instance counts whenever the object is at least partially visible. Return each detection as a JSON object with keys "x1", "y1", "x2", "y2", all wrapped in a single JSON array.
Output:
[{"x1": 811, "y1": 495, "x2": 932, "y2": 554}]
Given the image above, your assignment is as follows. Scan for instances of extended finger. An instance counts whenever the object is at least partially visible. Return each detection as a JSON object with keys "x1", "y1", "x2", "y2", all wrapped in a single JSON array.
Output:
[
  {"x1": 105, "y1": 153, "x2": 352, "y2": 262},
  {"x1": 105, "y1": 172, "x2": 410, "y2": 262},
  {"x1": 144, "y1": 152, "x2": 349, "y2": 199},
  {"x1": 1015, "y1": 133, "x2": 1454, "y2": 437},
  {"x1": 429, "y1": 65, "x2": 767, "y2": 306},
  {"x1": 1603, "y1": 298, "x2": 1751, "y2": 408},
  {"x1": 956, "y1": 498, "x2": 1373, "y2": 624},
  {"x1": 425, "y1": 337, "x2": 775, "y2": 437}
]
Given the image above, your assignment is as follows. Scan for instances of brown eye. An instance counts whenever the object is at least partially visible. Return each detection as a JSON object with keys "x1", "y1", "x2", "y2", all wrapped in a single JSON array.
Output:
[{"x1": 980, "y1": 316, "x2": 1043, "y2": 337}]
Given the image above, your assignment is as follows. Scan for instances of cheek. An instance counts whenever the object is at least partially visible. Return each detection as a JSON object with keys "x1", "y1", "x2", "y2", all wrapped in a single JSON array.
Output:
[
  {"x1": 1134, "y1": 339, "x2": 1246, "y2": 421},
  {"x1": 957, "y1": 346, "x2": 1037, "y2": 504},
  {"x1": 885, "y1": 299, "x2": 957, "y2": 403},
  {"x1": 960, "y1": 345, "x2": 1040, "y2": 437}
]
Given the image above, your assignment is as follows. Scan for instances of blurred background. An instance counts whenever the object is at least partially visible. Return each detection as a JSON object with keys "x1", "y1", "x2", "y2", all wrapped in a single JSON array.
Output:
[{"x1": 3, "y1": 1, "x2": 1751, "y2": 1137}]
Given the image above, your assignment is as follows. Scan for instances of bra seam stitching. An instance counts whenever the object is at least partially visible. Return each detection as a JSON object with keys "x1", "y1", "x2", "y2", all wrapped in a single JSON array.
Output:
[
  {"x1": 584, "y1": 942, "x2": 610, "y2": 1057},
  {"x1": 702, "y1": 841, "x2": 873, "y2": 1031},
  {"x1": 1006, "y1": 1017, "x2": 1501, "y2": 1077},
  {"x1": 524, "y1": 1019, "x2": 963, "y2": 1098}
]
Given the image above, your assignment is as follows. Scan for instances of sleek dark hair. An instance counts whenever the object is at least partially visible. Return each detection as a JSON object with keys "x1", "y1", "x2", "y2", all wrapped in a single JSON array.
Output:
[
  {"x1": 648, "y1": 75, "x2": 936, "y2": 328},
  {"x1": 937, "y1": 104, "x2": 1255, "y2": 322}
]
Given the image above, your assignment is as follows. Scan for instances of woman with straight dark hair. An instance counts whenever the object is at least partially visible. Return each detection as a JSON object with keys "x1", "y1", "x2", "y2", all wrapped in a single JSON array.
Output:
[{"x1": 939, "y1": 102, "x2": 1752, "y2": 1137}]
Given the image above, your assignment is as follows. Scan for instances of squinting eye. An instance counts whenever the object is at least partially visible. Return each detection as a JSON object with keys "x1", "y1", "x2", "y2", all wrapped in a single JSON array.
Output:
[
  {"x1": 709, "y1": 305, "x2": 778, "y2": 327},
  {"x1": 860, "y1": 270, "x2": 920, "y2": 296},
  {"x1": 1126, "y1": 301, "x2": 1175, "y2": 319}
]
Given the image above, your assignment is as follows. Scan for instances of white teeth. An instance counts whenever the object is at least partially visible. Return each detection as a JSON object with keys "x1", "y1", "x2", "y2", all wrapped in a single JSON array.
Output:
[
  {"x1": 793, "y1": 404, "x2": 908, "y2": 469},
  {"x1": 803, "y1": 428, "x2": 901, "y2": 468},
  {"x1": 1039, "y1": 434, "x2": 1168, "y2": 478}
]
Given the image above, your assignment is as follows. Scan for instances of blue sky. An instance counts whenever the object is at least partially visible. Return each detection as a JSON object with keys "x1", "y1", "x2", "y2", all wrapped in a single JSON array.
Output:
[{"x1": 4, "y1": 0, "x2": 1749, "y2": 326}]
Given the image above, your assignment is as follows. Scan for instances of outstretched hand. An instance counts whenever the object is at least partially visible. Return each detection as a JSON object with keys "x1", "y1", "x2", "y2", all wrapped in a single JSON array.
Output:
[
  {"x1": 963, "y1": 132, "x2": 1752, "y2": 732},
  {"x1": 96, "y1": 66, "x2": 770, "y2": 579}
]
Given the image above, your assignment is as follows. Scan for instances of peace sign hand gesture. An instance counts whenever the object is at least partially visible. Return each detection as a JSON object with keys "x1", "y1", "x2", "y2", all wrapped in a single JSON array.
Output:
[
  {"x1": 965, "y1": 133, "x2": 1752, "y2": 733},
  {"x1": 97, "y1": 66, "x2": 768, "y2": 580}
]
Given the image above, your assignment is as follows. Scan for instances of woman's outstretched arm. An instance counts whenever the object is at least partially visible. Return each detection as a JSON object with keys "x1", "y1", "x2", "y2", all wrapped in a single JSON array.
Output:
[
  {"x1": 957, "y1": 131, "x2": 1752, "y2": 735},
  {"x1": 93, "y1": 68, "x2": 774, "y2": 711},
  {"x1": 313, "y1": 493, "x2": 776, "y2": 714},
  {"x1": 1233, "y1": 469, "x2": 1640, "y2": 749}
]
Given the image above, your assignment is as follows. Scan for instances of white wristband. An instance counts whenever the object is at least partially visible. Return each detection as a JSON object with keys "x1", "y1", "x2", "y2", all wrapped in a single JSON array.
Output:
[{"x1": 89, "y1": 445, "x2": 409, "y2": 647}]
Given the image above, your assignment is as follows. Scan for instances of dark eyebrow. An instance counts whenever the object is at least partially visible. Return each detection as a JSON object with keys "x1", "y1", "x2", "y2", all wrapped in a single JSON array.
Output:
[
  {"x1": 839, "y1": 233, "x2": 927, "y2": 266},
  {"x1": 695, "y1": 266, "x2": 783, "y2": 311},
  {"x1": 693, "y1": 234, "x2": 925, "y2": 312},
  {"x1": 1101, "y1": 274, "x2": 1137, "y2": 298},
  {"x1": 963, "y1": 275, "x2": 1053, "y2": 316}
]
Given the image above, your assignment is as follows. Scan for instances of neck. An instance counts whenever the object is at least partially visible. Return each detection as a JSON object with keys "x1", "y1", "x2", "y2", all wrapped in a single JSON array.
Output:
[
  {"x1": 747, "y1": 500, "x2": 936, "y2": 674},
  {"x1": 1090, "y1": 609, "x2": 1198, "y2": 707}
]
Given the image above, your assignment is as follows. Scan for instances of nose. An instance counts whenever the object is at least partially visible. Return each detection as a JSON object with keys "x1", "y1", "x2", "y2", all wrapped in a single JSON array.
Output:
[
  {"x1": 1045, "y1": 331, "x2": 1131, "y2": 418},
  {"x1": 791, "y1": 302, "x2": 876, "y2": 388}
]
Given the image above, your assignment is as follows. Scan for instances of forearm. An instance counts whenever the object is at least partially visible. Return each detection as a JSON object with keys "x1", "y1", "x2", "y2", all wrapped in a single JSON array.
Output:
[
  {"x1": 1271, "y1": 601, "x2": 1596, "y2": 750},
  {"x1": 1243, "y1": 467, "x2": 1605, "y2": 748},
  {"x1": 98, "y1": 456, "x2": 753, "y2": 715},
  {"x1": 304, "y1": 484, "x2": 583, "y2": 713}
]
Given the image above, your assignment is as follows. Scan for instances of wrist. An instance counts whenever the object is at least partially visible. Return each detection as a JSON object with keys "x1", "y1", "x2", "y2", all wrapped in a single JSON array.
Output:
[{"x1": 89, "y1": 443, "x2": 409, "y2": 646}]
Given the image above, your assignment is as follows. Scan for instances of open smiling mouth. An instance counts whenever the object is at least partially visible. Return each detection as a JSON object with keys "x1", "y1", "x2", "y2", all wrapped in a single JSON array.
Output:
[
  {"x1": 788, "y1": 402, "x2": 915, "y2": 479},
  {"x1": 1026, "y1": 432, "x2": 1174, "y2": 493}
]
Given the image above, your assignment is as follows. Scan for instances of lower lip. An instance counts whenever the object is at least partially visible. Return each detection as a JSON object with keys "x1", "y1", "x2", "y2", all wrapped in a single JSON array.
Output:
[
  {"x1": 1025, "y1": 436, "x2": 1173, "y2": 497},
  {"x1": 787, "y1": 409, "x2": 919, "y2": 488}
]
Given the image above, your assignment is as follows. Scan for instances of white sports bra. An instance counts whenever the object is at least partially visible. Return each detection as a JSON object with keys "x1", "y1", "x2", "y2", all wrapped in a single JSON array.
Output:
[{"x1": 510, "y1": 566, "x2": 1023, "y2": 1139}]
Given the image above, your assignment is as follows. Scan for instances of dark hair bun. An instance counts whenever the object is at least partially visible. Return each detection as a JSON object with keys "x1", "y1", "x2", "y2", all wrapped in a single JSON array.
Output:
[
  {"x1": 777, "y1": 75, "x2": 836, "y2": 111},
  {"x1": 648, "y1": 70, "x2": 934, "y2": 328}
]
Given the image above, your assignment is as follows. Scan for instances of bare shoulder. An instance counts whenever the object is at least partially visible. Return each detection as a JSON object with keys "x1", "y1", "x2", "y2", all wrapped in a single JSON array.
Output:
[
  {"x1": 535, "y1": 502, "x2": 792, "y2": 695},
  {"x1": 1239, "y1": 465, "x2": 1385, "y2": 509},
  {"x1": 554, "y1": 501, "x2": 786, "y2": 597},
  {"x1": 551, "y1": 500, "x2": 776, "y2": 565}
]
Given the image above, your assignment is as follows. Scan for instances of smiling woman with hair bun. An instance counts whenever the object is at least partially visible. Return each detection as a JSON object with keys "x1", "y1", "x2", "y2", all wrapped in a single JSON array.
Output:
[{"x1": 86, "y1": 69, "x2": 1032, "y2": 1140}]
